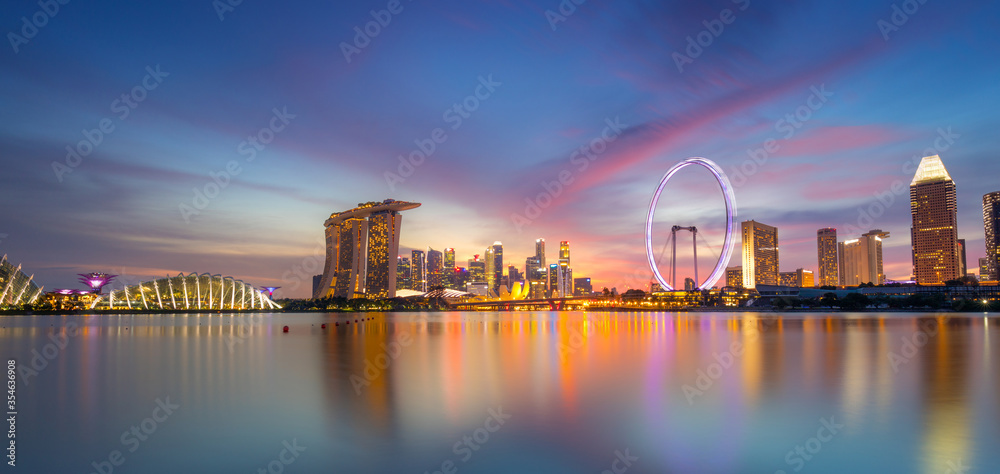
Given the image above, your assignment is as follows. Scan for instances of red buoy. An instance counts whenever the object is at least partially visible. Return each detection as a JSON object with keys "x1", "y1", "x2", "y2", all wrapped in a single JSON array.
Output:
[{"x1": 282, "y1": 326, "x2": 289, "y2": 333}]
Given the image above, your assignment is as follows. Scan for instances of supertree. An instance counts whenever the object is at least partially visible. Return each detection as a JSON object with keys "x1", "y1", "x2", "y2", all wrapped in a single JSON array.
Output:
[
  {"x1": 78, "y1": 273, "x2": 117, "y2": 295},
  {"x1": 261, "y1": 287, "x2": 280, "y2": 298}
]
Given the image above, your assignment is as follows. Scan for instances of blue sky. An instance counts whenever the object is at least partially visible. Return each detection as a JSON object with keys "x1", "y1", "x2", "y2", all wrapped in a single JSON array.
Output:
[{"x1": 2, "y1": 0, "x2": 999, "y2": 297}]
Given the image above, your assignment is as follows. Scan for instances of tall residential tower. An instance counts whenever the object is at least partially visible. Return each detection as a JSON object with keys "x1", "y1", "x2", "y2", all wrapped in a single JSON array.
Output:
[
  {"x1": 817, "y1": 228, "x2": 838, "y2": 287},
  {"x1": 741, "y1": 220, "x2": 779, "y2": 289},
  {"x1": 984, "y1": 191, "x2": 1000, "y2": 281},
  {"x1": 909, "y1": 156, "x2": 960, "y2": 284}
]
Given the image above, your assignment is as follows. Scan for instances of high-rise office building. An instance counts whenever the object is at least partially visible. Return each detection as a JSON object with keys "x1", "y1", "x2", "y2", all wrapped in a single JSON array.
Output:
[
  {"x1": 559, "y1": 241, "x2": 570, "y2": 266},
  {"x1": 910, "y1": 155, "x2": 960, "y2": 284},
  {"x1": 507, "y1": 265, "x2": 522, "y2": 289},
  {"x1": 535, "y1": 238, "x2": 546, "y2": 268},
  {"x1": 396, "y1": 256, "x2": 411, "y2": 290},
  {"x1": 426, "y1": 248, "x2": 443, "y2": 288},
  {"x1": 957, "y1": 239, "x2": 968, "y2": 277},
  {"x1": 573, "y1": 277, "x2": 592, "y2": 296},
  {"x1": 444, "y1": 248, "x2": 455, "y2": 272},
  {"x1": 980, "y1": 257, "x2": 992, "y2": 281},
  {"x1": 984, "y1": 191, "x2": 1000, "y2": 281},
  {"x1": 817, "y1": 228, "x2": 838, "y2": 287},
  {"x1": 548, "y1": 264, "x2": 559, "y2": 297},
  {"x1": 525, "y1": 256, "x2": 546, "y2": 299},
  {"x1": 468, "y1": 256, "x2": 485, "y2": 284},
  {"x1": 315, "y1": 200, "x2": 420, "y2": 299},
  {"x1": 741, "y1": 220, "x2": 779, "y2": 289},
  {"x1": 726, "y1": 266, "x2": 743, "y2": 288},
  {"x1": 839, "y1": 230, "x2": 889, "y2": 286},
  {"x1": 485, "y1": 242, "x2": 503, "y2": 297},
  {"x1": 411, "y1": 250, "x2": 426, "y2": 292}
]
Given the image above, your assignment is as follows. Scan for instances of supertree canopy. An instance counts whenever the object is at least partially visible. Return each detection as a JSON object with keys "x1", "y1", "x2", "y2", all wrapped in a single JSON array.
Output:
[{"x1": 79, "y1": 273, "x2": 117, "y2": 294}]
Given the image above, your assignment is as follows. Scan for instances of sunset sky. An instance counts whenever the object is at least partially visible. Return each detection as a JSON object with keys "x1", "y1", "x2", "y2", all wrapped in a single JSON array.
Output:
[{"x1": 2, "y1": 0, "x2": 999, "y2": 297}]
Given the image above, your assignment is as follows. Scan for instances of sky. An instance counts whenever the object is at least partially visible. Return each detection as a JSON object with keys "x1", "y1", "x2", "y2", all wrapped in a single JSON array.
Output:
[{"x1": 1, "y1": 0, "x2": 999, "y2": 298}]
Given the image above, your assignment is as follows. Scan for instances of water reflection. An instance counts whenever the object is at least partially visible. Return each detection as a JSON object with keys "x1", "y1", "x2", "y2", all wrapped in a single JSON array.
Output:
[{"x1": 2, "y1": 312, "x2": 997, "y2": 473}]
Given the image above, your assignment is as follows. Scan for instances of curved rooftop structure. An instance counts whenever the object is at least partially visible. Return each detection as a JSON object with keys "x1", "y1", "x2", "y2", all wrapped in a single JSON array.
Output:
[
  {"x1": 324, "y1": 199, "x2": 421, "y2": 226},
  {"x1": 0, "y1": 254, "x2": 43, "y2": 307},
  {"x1": 90, "y1": 273, "x2": 280, "y2": 310}
]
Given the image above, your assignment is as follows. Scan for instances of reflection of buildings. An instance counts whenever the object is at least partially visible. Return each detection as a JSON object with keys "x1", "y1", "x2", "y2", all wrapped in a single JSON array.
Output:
[
  {"x1": 839, "y1": 230, "x2": 889, "y2": 286},
  {"x1": 741, "y1": 220, "x2": 779, "y2": 289},
  {"x1": 817, "y1": 228, "x2": 839, "y2": 286},
  {"x1": 314, "y1": 199, "x2": 420, "y2": 299},
  {"x1": 910, "y1": 156, "x2": 960, "y2": 284}
]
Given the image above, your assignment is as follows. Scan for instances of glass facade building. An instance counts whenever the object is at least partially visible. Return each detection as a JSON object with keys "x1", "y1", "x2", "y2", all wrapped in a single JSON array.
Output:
[
  {"x1": 741, "y1": 220, "x2": 779, "y2": 289},
  {"x1": 817, "y1": 228, "x2": 838, "y2": 287}
]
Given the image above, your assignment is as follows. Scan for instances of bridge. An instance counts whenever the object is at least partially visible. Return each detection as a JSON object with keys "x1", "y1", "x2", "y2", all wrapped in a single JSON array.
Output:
[{"x1": 448, "y1": 296, "x2": 611, "y2": 311}]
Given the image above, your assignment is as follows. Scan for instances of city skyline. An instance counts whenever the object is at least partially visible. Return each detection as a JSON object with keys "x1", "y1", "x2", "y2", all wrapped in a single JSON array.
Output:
[{"x1": 2, "y1": 2, "x2": 1000, "y2": 298}]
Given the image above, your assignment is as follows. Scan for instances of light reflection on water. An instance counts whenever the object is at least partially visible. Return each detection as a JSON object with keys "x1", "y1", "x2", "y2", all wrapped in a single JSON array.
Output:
[{"x1": 1, "y1": 312, "x2": 997, "y2": 473}]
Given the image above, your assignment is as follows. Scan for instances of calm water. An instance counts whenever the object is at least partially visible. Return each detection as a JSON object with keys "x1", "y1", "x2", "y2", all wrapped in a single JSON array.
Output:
[{"x1": 1, "y1": 311, "x2": 997, "y2": 473}]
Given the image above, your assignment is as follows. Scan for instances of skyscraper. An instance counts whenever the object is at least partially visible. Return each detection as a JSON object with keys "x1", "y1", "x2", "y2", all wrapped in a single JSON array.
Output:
[
  {"x1": 957, "y1": 238, "x2": 968, "y2": 277},
  {"x1": 984, "y1": 191, "x2": 1000, "y2": 281},
  {"x1": 411, "y1": 250, "x2": 426, "y2": 292},
  {"x1": 980, "y1": 257, "x2": 992, "y2": 281},
  {"x1": 910, "y1": 155, "x2": 960, "y2": 284},
  {"x1": 468, "y1": 256, "x2": 485, "y2": 284},
  {"x1": 573, "y1": 277, "x2": 592, "y2": 296},
  {"x1": 426, "y1": 248, "x2": 443, "y2": 288},
  {"x1": 548, "y1": 263, "x2": 559, "y2": 297},
  {"x1": 741, "y1": 220, "x2": 779, "y2": 289},
  {"x1": 396, "y1": 256, "x2": 410, "y2": 290},
  {"x1": 485, "y1": 242, "x2": 503, "y2": 297},
  {"x1": 444, "y1": 248, "x2": 457, "y2": 289},
  {"x1": 525, "y1": 256, "x2": 546, "y2": 299},
  {"x1": 535, "y1": 238, "x2": 546, "y2": 268},
  {"x1": 817, "y1": 228, "x2": 839, "y2": 287},
  {"x1": 839, "y1": 230, "x2": 889, "y2": 286},
  {"x1": 314, "y1": 200, "x2": 420, "y2": 299},
  {"x1": 559, "y1": 241, "x2": 570, "y2": 266}
]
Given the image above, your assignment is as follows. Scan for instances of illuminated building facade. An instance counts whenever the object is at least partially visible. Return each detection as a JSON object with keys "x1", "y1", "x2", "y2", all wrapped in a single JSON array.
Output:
[
  {"x1": 779, "y1": 269, "x2": 815, "y2": 288},
  {"x1": 839, "y1": 230, "x2": 889, "y2": 286},
  {"x1": 957, "y1": 238, "x2": 968, "y2": 277},
  {"x1": 910, "y1": 156, "x2": 960, "y2": 284},
  {"x1": 741, "y1": 220, "x2": 779, "y2": 289},
  {"x1": 411, "y1": 250, "x2": 426, "y2": 292},
  {"x1": 573, "y1": 277, "x2": 592, "y2": 296},
  {"x1": 548, "y1": 264, "x2": 559, "y2": 297},
  {"x1": 468, "y1": 257, "x2": 485, "y2": 284},
  {"x1": 817, "y1": 228, "x2": 838, "y2": 287},
  {"x1": 535, "y1": 238, "x2": 546, "y2": 268},
  {"x1": 396, "y1": 256, "x2": 410, "y2": 290},
  {"x1": 314, "y1": 199, "x2": 420, "y2": 299},
  {"x1": 980, "y1": 258, "x2": 992, "y2": 281},
  {"x1": 0, "y1": 255, "x2": 43, "y2": 307},
  {"x1": 525, "y1": 256, "x2": 546, "y2": 299},
  {"x1": 984, "y1": 191, "x2": 1000, "y2": 280},
  {"x1": 443, "y1": 248, "x2": 456, "y2": 288},
  {"x1": 426, "y1": 248, "x2": 443, "y2": 289},
  {"x1": 559, "y1": 241, "x2": 570, "y2": 266},
  {"x1": 725, "y1": 266, "x2": 743, "y2": 288},
  {"x1": 485, "y1": 242, "x2": 503, "y2": 297}
]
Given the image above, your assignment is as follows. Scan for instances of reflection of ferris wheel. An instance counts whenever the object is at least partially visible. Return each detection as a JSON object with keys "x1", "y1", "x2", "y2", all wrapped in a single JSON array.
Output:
[{"x1": 644, "y1": 158, "x2": 738, "y2": 291}]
